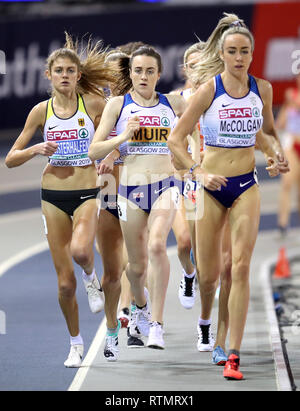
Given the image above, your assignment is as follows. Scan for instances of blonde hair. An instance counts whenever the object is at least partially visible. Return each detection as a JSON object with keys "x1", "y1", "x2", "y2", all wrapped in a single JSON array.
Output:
[
  {"x1": 192, "y1": 13, "x2": 254, "y2": 86},
  {"x1": 183, "y1": 41, "x2": 205, "y2": 67},
  {"x1": 46, "y1": 32, "x2": 117, "y2": 98}
]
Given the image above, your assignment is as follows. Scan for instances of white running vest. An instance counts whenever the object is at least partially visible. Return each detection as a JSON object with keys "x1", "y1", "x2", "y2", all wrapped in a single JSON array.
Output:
[
  {"x1": 43, "y1": 94, "x2": 95, "y2": 166},
  {"x1": 116, "y1": 92, "x2": 176, "y2": 157},
  {"x1": 201, "y1": 74, "x2": 263, "y2": 148}
]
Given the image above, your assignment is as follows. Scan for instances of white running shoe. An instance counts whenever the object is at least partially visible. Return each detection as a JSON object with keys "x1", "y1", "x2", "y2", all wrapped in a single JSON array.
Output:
[
  {"x1": 136, "y1": 305, "x2": 151, "y2": 337},
  {"x1": 136, "y1": 288, "x2": 151, "y2": 337},
  {"x1": 178, "y1": 272, "x2": 196, "y2": 309},
  {"x1": 83, "y1": 273, "x2": 105, "y2": 314},
  {"x1": 147, "y1": 322, "x2": 165, "y2": 349},
  {"x1": 129, "y1": 304, "x2": 142, "y2": 338},
  {"x1": 197, "y1": 322, "x2": 215, "y2": 352},
  {"x1": 64, "y1": 344, "x2": 84, "y2": 368},
  {"x1": 104, "y1": 321, "x2": 120, "y2": 362}
]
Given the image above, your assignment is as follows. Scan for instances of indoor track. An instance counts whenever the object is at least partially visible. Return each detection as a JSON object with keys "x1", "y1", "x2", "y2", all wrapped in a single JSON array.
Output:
[{"x1": 0, "y1": 142, "x2": 299, "y2": 392}]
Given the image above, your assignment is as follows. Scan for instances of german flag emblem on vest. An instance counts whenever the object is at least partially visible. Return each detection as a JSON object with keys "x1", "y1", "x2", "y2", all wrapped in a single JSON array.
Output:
[{"x1": 78, "y1": 118, "x2": 85, "y2": 127}]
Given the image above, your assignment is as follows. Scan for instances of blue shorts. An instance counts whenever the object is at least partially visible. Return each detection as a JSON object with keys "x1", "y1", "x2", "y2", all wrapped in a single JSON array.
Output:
[
  {"x1": 118, "y1": 175, "x2": 179, "y2": 214},
  {"x1": 204, "y1": 169, "x2": 258, "y2": 208},
  {"x1": 100, "y1": 193, "x2": 119, "y2": 219}
]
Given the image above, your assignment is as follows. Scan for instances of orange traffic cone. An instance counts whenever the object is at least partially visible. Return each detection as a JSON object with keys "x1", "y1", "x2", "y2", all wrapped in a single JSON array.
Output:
[{"x1": 273, "y1": 247, "x2": 291, "y2": 279}]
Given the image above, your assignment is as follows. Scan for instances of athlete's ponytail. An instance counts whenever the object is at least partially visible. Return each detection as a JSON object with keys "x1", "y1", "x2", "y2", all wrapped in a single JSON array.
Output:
[
  {"x1": 192, "y1": 12, "x2": 254, "y2": 86},
  {"x1": 46, "y1": 32, "x2": 118, "y2": 98},
  {"x1": 105, "y1": 50, "x2": 132, "y2": 96}
]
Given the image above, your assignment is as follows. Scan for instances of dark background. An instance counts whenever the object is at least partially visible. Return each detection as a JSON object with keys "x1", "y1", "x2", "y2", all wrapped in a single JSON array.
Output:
[{"x1": 0, "y1": 1, "x2": 299, "y2": 131}]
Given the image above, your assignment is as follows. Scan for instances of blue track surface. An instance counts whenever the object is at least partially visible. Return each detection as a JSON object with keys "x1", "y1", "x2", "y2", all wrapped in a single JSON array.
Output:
[{"x1": 0, "y1": 250, "x2": 104, "y2": 391}]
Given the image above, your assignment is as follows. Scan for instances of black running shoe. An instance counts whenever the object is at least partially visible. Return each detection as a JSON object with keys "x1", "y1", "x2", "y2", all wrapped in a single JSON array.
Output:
[{"x1": 127, "y1": 327, "x2": 144, "y2": 348}]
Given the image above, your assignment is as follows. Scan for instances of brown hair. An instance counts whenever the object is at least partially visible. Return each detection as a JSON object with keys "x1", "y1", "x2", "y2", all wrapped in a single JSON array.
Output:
[
  {"x1": 112, "y1": 46, "x2": 162, "y2": 95},
  {"x1": 46, "y1": 32, "x2": 118, "y2": 98},
  {"x1": 105, "y1": 50, "x2": 131, "y2": 96},
  {"x1": 130, "y1": 46, "x2": 163, "y2": 73},
  {"x1": 117, "y1": 41, "x2": 147, "y2": 56}
]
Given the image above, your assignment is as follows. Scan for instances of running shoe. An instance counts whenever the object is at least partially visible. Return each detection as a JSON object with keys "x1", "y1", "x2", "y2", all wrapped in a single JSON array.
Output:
[
  {"x1": 83, "y1": 273, "x2": 105, "y2": 314},
  {"x1": 129, "y1": 303, "x2": 142, "y2": 338},
  {"x1": 127, "y1": 327, "x2": 144, "y2": 348},
  {"x1": 223, "y1": 354, "x2": 244, "y2": 380},
  {"x1": 212, "y1": 346, "x2": 227, "y2": 366},
  {"x1": 136, "y1": 303, "x2": 151, "y2": 337},
  {"x1": 197, "y1": 322, "x2": 215, "y2": 352},
  {"x1": 178, "y1": 272, "x2": 195, "y2": 309},
  {"x1": 135, "y1": 287, "x2": 151, "y2": 337},
  {"x1": 117, "y1": 307, "x2": 130, "y2": 328},
  {"x1": 147, "y1": 321, "x2": 165, "y2": 349},
  {"x1": 64, "y1": 344, "x2": 84, "y2": 368},
  {"x1": 104, "y1": 320, "x2": 121, "y2": 362}
]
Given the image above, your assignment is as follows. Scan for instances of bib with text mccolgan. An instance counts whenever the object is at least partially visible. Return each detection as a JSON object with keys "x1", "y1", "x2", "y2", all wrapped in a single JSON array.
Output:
[{"x1": 201, "y1": 74, "x2": 263, "y2": 149}]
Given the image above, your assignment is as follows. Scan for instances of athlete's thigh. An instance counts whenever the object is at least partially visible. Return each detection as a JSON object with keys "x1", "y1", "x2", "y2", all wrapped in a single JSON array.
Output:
[
  {"x1": 172, "y1": 196, "x2": 190, "y2": 239},
  {"x1": 97, "y1": 209, "x2": 124, "y2": 272},
  {"x1": 229, "y1": 184, "x2": 260, "y2": 263},
  {"x1": 148, "y1": 187, "x2": 178, "y2": 240},
  {"x1": 195, "y1": 191, "x2": 227, "y2": 270},
  {"x1": 118, "y1": 195, "x2": 148, "y2": 265},
  {"x1": 222, "y1": 214, "x2": 232, "y2": 255},
  {"x1": 72, "y1": 199, "x2": 98, "y2": 248},
  {"x1": 41, "y1": 200, "x2": 73, "y2": 272}
]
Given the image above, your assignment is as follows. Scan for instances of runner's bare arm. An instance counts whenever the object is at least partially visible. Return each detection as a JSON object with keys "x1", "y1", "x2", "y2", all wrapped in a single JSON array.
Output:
[
  {"x1": 89, "y1": 97, "x2": 140, "y2": 161},
  {"x1": 5, "y1": 102, "x2": 58, "y2": 168}
]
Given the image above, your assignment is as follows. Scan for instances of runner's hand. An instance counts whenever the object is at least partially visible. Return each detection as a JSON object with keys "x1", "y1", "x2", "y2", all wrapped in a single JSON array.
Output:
[
  {"x1": 35, "y1": 141, "x2": 58, "y2": 156},
  {"x1": 125, "y1": 116, "x2": 140, "y2": 140}
]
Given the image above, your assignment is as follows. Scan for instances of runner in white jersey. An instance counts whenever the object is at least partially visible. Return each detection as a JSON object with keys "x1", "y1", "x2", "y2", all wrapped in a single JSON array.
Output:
[
  {"x1": 5, "y1": 33, "x2": 116, "y2": 368},
  {"x1": 89, "y1": 46, "x2": 186, "y2": 350},
  {"x1": 94, "y1": 50, "x2": 143, "y2": 361},
  {"x1": 170, "y1": 43, "x2": 205, "y2": 313},
  {"x1": 168, "y1": 14, "x2": 288, "y2": 380}
]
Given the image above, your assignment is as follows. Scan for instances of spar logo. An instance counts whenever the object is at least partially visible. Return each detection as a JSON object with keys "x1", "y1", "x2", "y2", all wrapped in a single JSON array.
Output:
[
  {"x1": 78, "y1": 128, "x2": 89, "y2": 139},
  {"x1": 161, "y1": 117, "x2": 170, "y2": 127},
  {"x1": 219, "y1": 107, "x2": 261, "y2": 119},
  {"x1": 252, "y1": 107, "x2": 260, "y2": 117},
  {"x1": 47, "y1": 129, "x2": 78, "y2": 141},
  {"x1": 139, "y1": 116, "x2": 161, "y2": 126}
]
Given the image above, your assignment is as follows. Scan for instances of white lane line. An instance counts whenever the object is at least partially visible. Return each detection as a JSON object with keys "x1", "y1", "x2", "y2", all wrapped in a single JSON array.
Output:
[
  {"x1": 68, "y1": 245, "x2": 179, "y2": 391},
  {"x1": 0, "y1": 241, "x2": 48, "y2": 278},
  {"x1": 260, "y1": 250, "x2": 299, "y2": 391}
]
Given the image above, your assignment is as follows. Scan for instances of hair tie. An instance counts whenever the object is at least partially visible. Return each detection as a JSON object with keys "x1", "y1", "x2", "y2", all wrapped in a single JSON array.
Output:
[{"x1": 230, "y1": 20, "x2": 243, "y2": 28}]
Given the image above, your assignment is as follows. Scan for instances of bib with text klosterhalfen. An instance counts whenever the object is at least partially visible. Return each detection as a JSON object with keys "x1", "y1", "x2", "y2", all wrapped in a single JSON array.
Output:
[
  {"x1": 116, "y1": 92, "x2": 176, "y2": 156},
  {"x1": 43, "y1": 94, "x2": 95, "y2": 166},
  {"x1": 201, "y1": 74, "x2": 264, "y2": 149}
]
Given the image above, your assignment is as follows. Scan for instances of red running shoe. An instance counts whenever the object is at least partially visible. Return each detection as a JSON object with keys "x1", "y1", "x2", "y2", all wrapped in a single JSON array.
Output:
[
  {"x1": 117, "y1": 308, "x2": 130, "y2": 328},
  {"x1": 223, "y1": 354, "x2": 244, "y2": 380}
]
